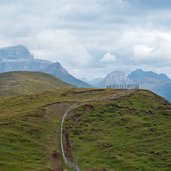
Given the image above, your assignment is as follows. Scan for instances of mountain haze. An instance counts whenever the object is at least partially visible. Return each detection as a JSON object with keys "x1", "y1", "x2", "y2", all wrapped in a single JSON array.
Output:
[
  {"x1": 92, "y1": 68, "x2": 171, "y2": 102},
  {"x1": 43, "y1": 62, "x2": 91, "y2": 88},
  {"x1": 128, "y1": 69, "x2": 171, "y2": 88},
  {"x1": 128, "y1": 69, "x2": 171, "y2": 102},
  {"x1": 0, "y1": 45, "x2": 33, "y2": 60},
  {"x1": 95, "y1": 71, "x2": 132, "y2": 88},
  {"x1": 0, "y1": 45, "x2": 90, "y2": 88}
]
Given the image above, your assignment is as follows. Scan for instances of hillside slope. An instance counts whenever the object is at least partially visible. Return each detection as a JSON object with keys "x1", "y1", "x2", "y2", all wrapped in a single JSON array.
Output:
[
  {"x1": 64, "y1": 90, "x2": 171, "y2": 171},
  {"x1": 0, "y1": 88, "x2": 121, "y2": 171},
  {"x1": 0, "y1": 71, "x2": 72, "y2": 97},
  {"x1": 0, "y1": 89, "x2": 171, "y2": 171}
]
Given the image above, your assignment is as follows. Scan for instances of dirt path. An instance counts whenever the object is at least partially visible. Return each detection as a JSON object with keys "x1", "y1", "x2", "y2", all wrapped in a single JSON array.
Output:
[
  {"x1": 43, "y1": 90, "x2": 137, "y2": 171},
  {"x1": 51, "y1": 129, "x2": 63, "y2": 171},
  {"x1": 60, "y1": 90, "x2": 138, "y2": 171},
  {"x1": 63, "y1": 104, "x2": 94, "y2": 161},
  {"x1": 60, "y1": 103, "x2": 86, "y2": 171},
  {"x1": 44, "y1": 102, "x2": 72, "y2": 171}
]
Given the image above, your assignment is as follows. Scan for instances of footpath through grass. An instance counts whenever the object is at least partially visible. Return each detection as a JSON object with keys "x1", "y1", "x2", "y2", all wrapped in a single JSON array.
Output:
[
  {"x1": 64, "y1": 90, "x2": 171, "y2": 171},
  {"x1": 0, "y1": 88, "x2": 120, "y2": 171}
]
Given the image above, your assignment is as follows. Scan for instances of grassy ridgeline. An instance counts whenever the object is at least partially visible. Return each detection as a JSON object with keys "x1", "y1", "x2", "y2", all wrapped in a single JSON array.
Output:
[
  {"x1": 0, "y1": 88, "x2": 119, "y2": 170},
  {"x1": 64, "y1": 90, "x2": 171, "y2": 171},
  {"x1": 0, "y1": 88, "x2": 171, "y2": 170},
  {"x1": 0, "y1": 71, "x2": 72, "y2": 98}
]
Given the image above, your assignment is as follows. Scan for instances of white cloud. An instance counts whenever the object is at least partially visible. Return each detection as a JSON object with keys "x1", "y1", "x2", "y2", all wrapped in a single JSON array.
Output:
[
  {"x1": 133, "y1": 44, "x2": 154, "y2": 60},
  {"x1": 31, "y1": 29, "x2": 91, "y2": 66},
  {"x1": 128, "y1": 29, "x2": 171, "y2": 65},
  {"x1": 100, "y1": 52, "x2": 117, "y2": 63},
  {"x1": 1, "y1": 0, "x2": 171, "y2": 79}
]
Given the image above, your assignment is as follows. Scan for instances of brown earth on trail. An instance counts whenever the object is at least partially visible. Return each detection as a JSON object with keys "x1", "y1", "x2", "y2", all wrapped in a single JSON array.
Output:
[
  {"x1": 73, "y1": 89, "x2": 105, "y2": 94},
  {"x1": 84, "y1": 169, "x2": 108, "y2": 171},
  {"x1": 63, "y1": 104, "x2": 95, "y2": 163},
  {"x1": 45, "y1": 102, "x2": 72, "y2": 171},
  {"x1": 50, "y1": 128, "x2": 64, "y2": 171},
  {"x1": 44, "y1": 102, "x2": 72, "y2": 116},
  {"x1": 64, "y1": 130, "x2": 74, "y2": 161}
]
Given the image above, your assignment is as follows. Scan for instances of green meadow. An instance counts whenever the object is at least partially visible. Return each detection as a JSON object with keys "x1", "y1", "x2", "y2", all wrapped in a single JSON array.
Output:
[{"x1": 64, "y1": 90, "x2": 171, "y2": 171}]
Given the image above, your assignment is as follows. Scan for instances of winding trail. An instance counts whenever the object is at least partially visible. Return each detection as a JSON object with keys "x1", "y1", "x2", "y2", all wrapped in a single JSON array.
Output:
[
  {"x1": 60, "y1": 89, "x2": 137, "y2": 171},
  {"x1": 60, "y1": 103, "x2": 87, "y2": 171}
]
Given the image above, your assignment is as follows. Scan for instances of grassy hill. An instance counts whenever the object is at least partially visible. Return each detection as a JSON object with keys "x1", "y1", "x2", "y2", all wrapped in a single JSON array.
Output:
[
  {"x1": 64, "y1": 90, "x2": 171, "y2": 171},
  {"x1": 0, "y1": 71, "x2": 72, "y2": 98},
  {"x1": 0, "y1": 88, "x2": 171, "y2": 171},
  {"x1": 0, "y1": 88, "x2": 116, "y2": 171}
]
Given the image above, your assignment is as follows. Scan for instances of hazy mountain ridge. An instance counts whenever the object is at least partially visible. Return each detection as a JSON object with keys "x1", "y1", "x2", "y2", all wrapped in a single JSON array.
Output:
[
  {"x1": 128, "y1": 69, "x2": 171, "y2": 102},
  {"x1": 92, "y1": 69, "x2": 171, "y2": 102},
  {"x1": 1, "y1": 45, "x2": 170, "y2": 101},
  {"x1": 96, "y1": 71, "x2": 132, "y2": 88},
  {"x1": 0, "y1": 45, "x2": 33, "y2": 61},
  {"x1": 0, "y1": 45, "x2": 90, "y2": 88},
  {"x1": 43, "y1": 62, "x2": 91, "y2": 88},
  {"x1": 128, "y1": 69, "x2": 171, "y2": 86}
]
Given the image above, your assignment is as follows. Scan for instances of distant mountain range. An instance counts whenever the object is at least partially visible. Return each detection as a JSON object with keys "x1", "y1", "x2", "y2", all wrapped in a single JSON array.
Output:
[
  {"x1": 1, "y1": 45, "x2": 171, "y2": 102},
  {"x1": 96, "y1": 71, "x2": 132, "y2": 88},
  {"x1": 0, "y1": 45, "x2": 90, "y2": 88},
  {"x1": 90, "y1": 69, "x2": 171, "y2": 102},
  {"x1": 128, "y1": 69, "x2": 171, "y2": 102}
]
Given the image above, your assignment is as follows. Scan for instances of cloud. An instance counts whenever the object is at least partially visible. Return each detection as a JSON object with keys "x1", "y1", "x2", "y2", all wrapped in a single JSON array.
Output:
[
  {"x1": 0, "y1": 0, "x2": 171, "y2": 79},
  {"x1": 133, "y1": 44, "x2": 154, "y2": 60},
  {"x1": 100, "y1": 53, "x2": 117, "y2": 63},
  {"x1": 129, "y1": 29, "x2": 171, "y2": 66},
  {"x1": 29, "y1": 29, "x2": 92, "y2": 67}
]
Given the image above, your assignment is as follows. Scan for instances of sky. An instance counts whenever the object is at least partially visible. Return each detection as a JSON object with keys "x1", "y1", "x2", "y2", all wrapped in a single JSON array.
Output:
[{"x1": 0, "y1": 0, "x2": 171, "y2": 80}]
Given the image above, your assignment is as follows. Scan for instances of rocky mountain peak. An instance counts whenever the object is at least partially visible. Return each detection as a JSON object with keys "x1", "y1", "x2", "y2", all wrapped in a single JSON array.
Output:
[
  {"x1": 97, "y1": 70, "x2": 132, "y2": 88},
  {"x1": 46, "y1": 62, "x2": 69, "y2": 74},
  {"x1": 129, "y1": 69, "x2": 170, "y2": 81},
  {"x1": 0, "y1": 45, "x2": 33, "y2": 61}
]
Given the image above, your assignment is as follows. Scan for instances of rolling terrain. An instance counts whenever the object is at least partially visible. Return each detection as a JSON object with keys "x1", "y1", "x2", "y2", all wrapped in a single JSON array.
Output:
[
  {"x1": 0, "y1": 73, "x2": 170, "y2": 171},
  {"x1": 0, "y1": 86, "x2": 171, "y2": 171},
  {"x1": 0, "y1": 88, "x2": 120, "y2": 171},
  {"x1": 0, "y1": 71, "x2": 72, "y2": 98},
  {"x1": 64, "y1": 90, "x2": 171, "y2": 171}
]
